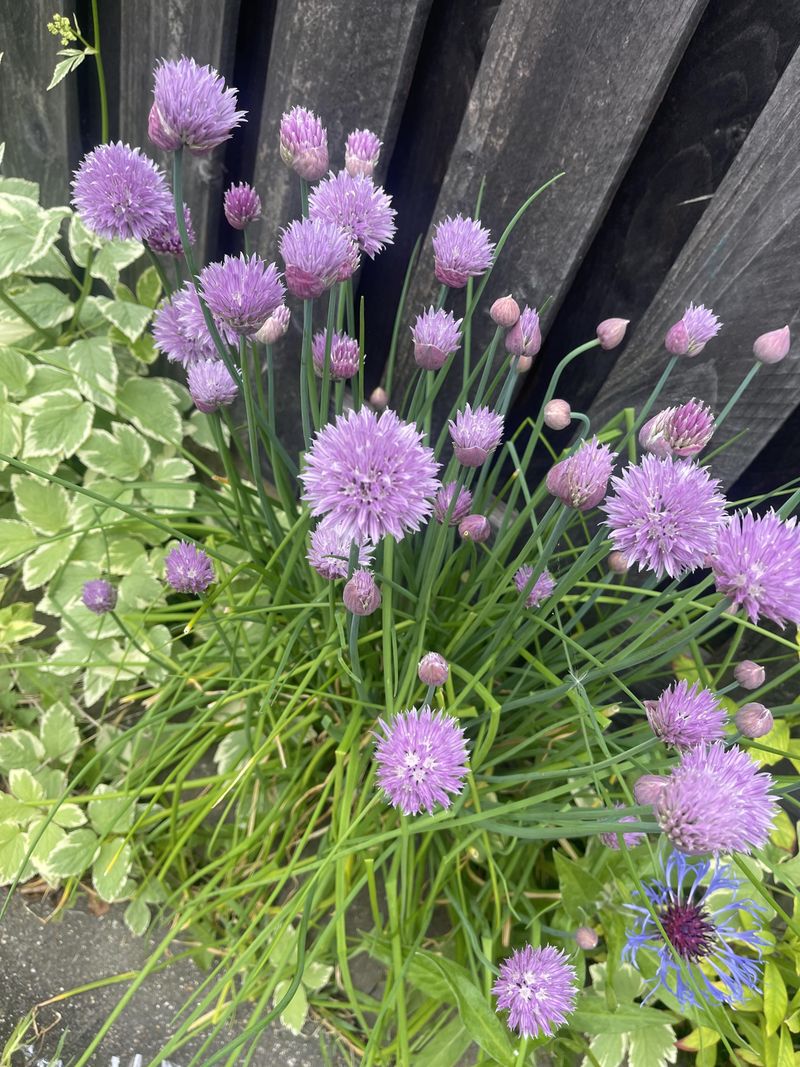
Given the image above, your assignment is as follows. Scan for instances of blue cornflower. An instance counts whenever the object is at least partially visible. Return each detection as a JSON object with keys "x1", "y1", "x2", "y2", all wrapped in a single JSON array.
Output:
[{"x1": 623, "y1": 849, "x2": 767, "y2": 1007}]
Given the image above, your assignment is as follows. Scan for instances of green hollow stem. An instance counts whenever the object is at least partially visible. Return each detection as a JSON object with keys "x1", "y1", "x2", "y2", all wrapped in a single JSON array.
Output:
[
  {"x1": 715, "y1": 361, "x2": 761, "y2": 429},
  {"x1": 300, "y1": 299, "x2": 314, "y2": 449},
  {"x1": 90, "y1": 0, "x2": 109, "y2": 143},
  {"x1": 239, "y1": 339, "x2": 282, "y2": 547}
]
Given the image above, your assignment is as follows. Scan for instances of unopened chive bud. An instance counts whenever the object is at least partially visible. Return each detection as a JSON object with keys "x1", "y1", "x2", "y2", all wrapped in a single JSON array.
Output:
[
  {"x1": 369, "y1": 386, "x2": 389, "y2": 411},
  {"x1": 575, "y1": 926, "x2": 599, "y2": 950},
  {"x1": 753, "y1": 325, "x2": 790, "y2": 365},
  {"x1": 633, "y1": 773, "x2": 669, "y2": 806},
  {"x1": 458, "y1": 514, "x2": 491, "y2": 543},
  {"x1": 596, "y1": 318, "x2": 629, "y2": 350},
  {"x1": 543, "y1": 399, "x2": 571, "y2": 430},
  {"x1": 343, "y1": 569, "x2": 381, "y2": 615},
  {"x1": 735, "y1": 703, "x2": 773, "y2": 739},
  {"x1": 418, "y1": 652, "x2": 449, "y2": 688},
  {"x1": 490, "y1": 294, "x2": 520, "y2": 329},
  {"x1": 733, "y1": 660, "x2": 765, "y2": 690},
  {"x1": 607, "y1": 550, "x2": 629, "y2": 573},
  {"x1": 255, "y1": 304, "x2": 291, "y2": 345}
]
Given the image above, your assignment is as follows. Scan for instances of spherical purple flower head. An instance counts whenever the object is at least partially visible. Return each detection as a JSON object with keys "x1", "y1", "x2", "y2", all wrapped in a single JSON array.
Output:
[
  {"x1": 492, "y1": 945, "x2": 577, "y2": 1039},
  {"x1": 199, "y1": 254, "x2": 284, "y2": 337},
  {"x1": 280, "y1": 218, "x2": 359, "y2": 299},
  {"x1": 639, "y1": 398, "x2": 715, "y2": 459},
  {"x1": 311, "y1": 329, "x2": 360, "y2": 380},
  {"x1": 655, "y1": 742, "x2": 777, "y2": 855},
  {"x1": 223, "y1": 182, "x2": 261, "y2": 229},
  {"x1": 82, "y1": 579, "x2": 117, "y2": 615},
  {"x1": 603, "y1": 455, "x2": 726, "y2": 579},
  {"x1": 187, "y1": 359, "x2": 238, "y2": 414},
  {"x1": 255, "y1": 304, "x2": 291, "y2": 345},
  {"x1": 146, "y1": 202, "x2": 194, "y2": 256},
  {"x1": 279, "y1": 106, "x2": 328, "y2": 181},
  {"x1": 432, "y1": 481, "x2": 473, "y2": 525},
  {"x1": 150, "y1": 57, "x2": 245, "y2": 154},
  {"x1": 300, "y1": 407, "x2": 440, "y2": 543},
  {"x1": 449, "y1": 404, "x2": 504, "y2": 468},
  {"x1": 599, "y1": 805, "x2": 646, "y2": 850},
  {"x1": 665, "y1": 303, "x2": 722, "y2": 356},
  {"x1": 165, "y1": 541, "x2": 215, "y2": 594},
  {"x1": 432, "y1": 214, "x2": 494, "y2": 288},
  {"x1": 71, "y1": 142, "x2": 173, "y2": 242},
  {"x1": 546, "y1": 437, "x2": 616, "y2": 511},
  {"x1": 623, "y1": 849, "x2": 768, "y2": 1007},
  {"x1": 411, "y1": 307, "x2": 462, "y2": 371},
  {"x1": 645, "y1": 679, "x2": 727, "y2": 751},
  {"x1": 373, "y1": 705, "x2": 468, "y2": 815},
  {"x1": 505, "y1": 306, "x2": 541, "y2": 358},
  {"x1": 152, "y1": 284, "x2": 237, "y2": 365},
  {"x1": 345, "y1": 128, "x2": 382, "y2": 178},
  {"x1": 711, "y1": 509, "x2": 800, "y2": 628},
  {"x1": 307, "y1": 520, "x2": 374, "y2": 580},
  {"x1": 309, "y1": 170, "x2": 396, "y2": 259},
  {"x1": 514, "y1": 565, "x2": 556, "y2": 609}
]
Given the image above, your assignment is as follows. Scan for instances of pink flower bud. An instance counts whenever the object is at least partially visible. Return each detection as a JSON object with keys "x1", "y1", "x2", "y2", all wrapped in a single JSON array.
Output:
[
  {"x1": 458, "y1": 514, "x2": 491, "y2": 543},
  {"x1": 753, "y1": 326, "x2": 790, "y2": 365},
  {"x1": 418, "y1": 652, "x2": 449, "y2": 688},
  {"x1": 343, "y1": 570, "x2": 381, "y2": 616},
  {"x1": 370, "y1": 386, "x2": 389, "y2": 411},
  {"x1": 254, "y1": 304, "x2": 291, "y2": 345},
  {"x1": 543, "y1": 399, "x2": 571, "y2": 430},
  {"x1": 733, "y1": 660, "x2": 765, "y2": 690},
  {"x1": 735, "y1": 702, "x2": 773, "y2": 739},
  {"x1": 633, "y1": 774, "x2": 668, "y2": 806},
  {"x1": 575, "y1": 926, "x2": 599, "y2": 951},
  {"x1": 490, "y1": 295, "x2": 520, "y2": 329},
  {"x1": 607, "y1": 551, "x2": 628, "y2": 573},
  {"x1": 664, "y1": 319, "x2": 690, "y2": 355},
  {"x1": 596, "y1": 318, "x2": 629, "y2": 350},
  {"x1": 505, "y1": 307, "x2": 540, "y2": 358}
]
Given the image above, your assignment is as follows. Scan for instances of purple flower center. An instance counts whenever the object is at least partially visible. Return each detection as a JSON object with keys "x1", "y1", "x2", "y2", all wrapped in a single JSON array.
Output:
[{"x1": 659, "y1": 900, "x2": 714, "y2": 960}]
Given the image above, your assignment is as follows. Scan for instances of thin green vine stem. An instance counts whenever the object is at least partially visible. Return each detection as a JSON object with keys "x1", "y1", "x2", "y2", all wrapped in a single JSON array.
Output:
[{"x1": 90, "y1": 0, "x2": 109, "y2": 143}]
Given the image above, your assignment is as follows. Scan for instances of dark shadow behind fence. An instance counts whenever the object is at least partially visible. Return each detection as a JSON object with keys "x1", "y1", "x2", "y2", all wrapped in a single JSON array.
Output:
[{"x1": 2, "y1": 0, "x2": 799, "y2": 495}]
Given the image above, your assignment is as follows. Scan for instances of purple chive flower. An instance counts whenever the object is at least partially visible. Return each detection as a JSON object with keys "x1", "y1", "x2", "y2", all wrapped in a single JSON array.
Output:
[
  {"x1": 279, "y1": 106, "x2": 328, "y2": 181},
  {"x1": 307, "y1": 521, "x2": 374, "y2": 580},
  {"x1": 624, "y1": 850, "x2": 767, "y2": 1007},
  {"x1": 374, "y1": 706, "x2": 468, "y2": 815},
  {"x1": 146, "y1": 202, "x2": 194, "y2": 256},
  {"x1": 449, "y1": 404, "x2": 504, "y2": 468},
  {"x1": 71, "y1": 142, "x2": 173, "y2": 242},
  {"x1": 309, "y1": 170, "x2": 396, "y2": 258},
  {"x1": 432, "y1": 214, "x2": 494, "y2": 288},
  {"x1": 199, "y1": 254, "x2": 284, "y2": 337},
  {"x1": 639, "y1": 399, "x2": 715, "y2": 459},
  {"x1": 343, "y1": 569, "x2": 381, "y2": 615},
  {"x1": 254, "y1": 304, "x2": 291, "y2": 345},
  {"x1": 492, "y1": 945, "x2": 577, "y2": 1039},
  {"x1": 645, "y1": 679, "x2": 727, "y2": 750},
  {"x1": 150, "y1": 57, "x2": 245, "y2": 154},
  {"x1": 411, "y1": 307, "x2": 462, "y2": 371},
  {"x1": 665, "y1": 303, "x2": 722, "y2": 356},
  {"x1": 280, "y1": 218, "x2": 359, "y2": 299},
  {"x1": 301, "y1": 407, "x2": 440, "y2": 543},
  {"x1": 603, "y1": 455, "x2": 726, "y2": 578},
  {"x1": 82, "y1": 579, "x2": 117, "y2": 615},
  {"x1": 546, "y1": 437, "x2": 616, "y2": 511},
  {"x1": 599, "y1": 805, "x2": 646, "y2": 850},
  {"x1": 345, "y1": 128, "x2": 382, "y2": 178},
  {"x1": 711, "y1": 509, "x2": 800, "y2": 628},
  {"x1": 152, "y1": 283, "x2": 238, "y2": 365},
  {"x1": 165, "y1": 541, "x2": 215, "y2": 594},
  {"x1": 505, "y1": 306, "x2": 541, "y2": 358},
  {"x1": 223, "y1": 182, "x2": 261, "y2": 229},
  {"x1": 311, "y1": 330, "x2": 360, "y2": 379},
  {"x1": 187, "y1": 360, "x2": 238, "y2": 413},
  {"x1": 432, "y1": 481, "x2": 473, "y2": 525},
  {"x1": 514, "y1": 565, "x2": 556, "y2": 608},
  {"x1": 418, "y1": 653, "x2": 449, "y2": 688},
  {"x1": 655, "y1": 742, "x2": 777, "y2": 855}
]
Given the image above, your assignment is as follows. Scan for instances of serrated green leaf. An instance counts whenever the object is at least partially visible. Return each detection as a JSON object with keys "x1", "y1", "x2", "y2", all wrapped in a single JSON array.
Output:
[
  {"x1": 214, "y1": 729, "x2": 248, "y2": 774},
  {"x1": 301, "y1": 960, "x2": 332, "y2": 992},
  {"x1": 412, "y1": 1016, "x2": 473, "y2": 1067},
  {"x1": 39, "y1": 703, "x2": 80, "y2": 764},
  {"x1": 571, "y1": 995, "x2": 677, "y2": 1034},
  {"x1": 78, "y1": 424, "x2": 150, "y2": 480},
  {"x1": 0, "y1": 519, "x2": 39, "y2": 565},
  {"x1": 764, "y1": 960, "x2": 788, "y2": 1036},
  {"x1": 0, "y1": 390, "x2": 23, "y2": 460},
  {"x1": 0, "y1": 283, "x2": 72, "y2": 345},
  {"x1": 23, "y1": 389, "x2": 94, "y2": 458},
  {"x1": 47, "y1": 827, "x2": 99, "y2": 877},
  {"x1": 0, "y1": 729, "x2": 45, "y2": 772},
  {"x1": 0, "y1": 602, "x2": 45, "y2": 648},
  {"x1": 68, "y1": 214, "x2": 101, "y2": 269},
  {"x1": 92, "y1": 838, "x2": 132, "y2": 901},
  {"x1": 40, "y1": 337, "x2": 118, "y2": 412},
  {"x1": 140, "y1": 456, "x2": 195, "y2": 509},
  {"x1": 92, "y1": 296, "x2": 151, "y2": 342},
  {"x1": 117, "y1": 557, "x2": 163, "y2": 611},
  {"x1": 0, "y1": 792, "x2": 30, "y2": 824},
  {"x1": 555, "y1": 850, "x2": 605, "y2": 922},
  {"x1": 88, "y1": 783, "x2": 134, "y2": 837},
  {"x1": 678, "y1": 1027, "x2": 720, "y2": 1052},
  {"x1": 628, "y1": 1025, "x2": 677, "y2": 1067},
  {"x1": 0, "y1": 195, "x2": 68, "y2": 281},
  {"x1": 26, "y1": 245, "x2": 73, "y2": 279},
  {"x1": 0, "y1": 348, "x2": 34, "y2": 395},
  {"x1": 0, "y1": 823, "x2": 33, "y2": 884},
  {"x1": 580, "y1": 1032, "x2": 627, "y2": 1067},
  {"x1": 755, "y1": 719, "x2": 790, "y2": 767},
  {"x1": 89, "y1": 239, "x2": 143, "y2": 288},
  {"x1": 27, "y1": 815, "x2": 67, "y2": 881},
  {"x1": 124, "y1": 895, "x2": 151, "y2": 936},
  {"x1": 46, "y1": 50, "x2": 85, "y2": 90},
  {"x1": 0, "y1": 177, "x2": 39, "y2": 200},
  {"x1": 117, "y1": 377, "x2": 182, "y2": 444},
  {"x1": 52, "y1": 803, "x2": 86, "y2": 828},
  {"x1": 136, "y1": 266, "x2": 162, "y2": 308},
  {"x1": 273, "y1": 980, "x2": 308, "y2": 1037},
  {"x1": 22, "y1": 537, "x2": 77, "y2": 591},
  {"x1": 12, "y1": 474, "x2": 70, "y2": 535},
  {"x1": 8, "y1": 767, "x2": 45, "y2": 803}
]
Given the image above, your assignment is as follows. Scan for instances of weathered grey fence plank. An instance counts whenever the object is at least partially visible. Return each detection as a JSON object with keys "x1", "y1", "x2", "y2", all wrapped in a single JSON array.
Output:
[
  {"x1": 0, "y1": 1, "x2": 79, "y2": 206},
  {"x1": 116, "y1": 0, "x2": 242, "y2": 266},
  {"x1": 393, "y1": 0, "x2": 708, "y2": 400},
  {"x1": 586, "y1": 46, "x2": 800, "y2": 487}
]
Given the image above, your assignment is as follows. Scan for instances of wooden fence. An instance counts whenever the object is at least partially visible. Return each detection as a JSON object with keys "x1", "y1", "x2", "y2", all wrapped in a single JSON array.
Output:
[{"x1": 2, "y1": 0, "x2": 799, "y2": 491}]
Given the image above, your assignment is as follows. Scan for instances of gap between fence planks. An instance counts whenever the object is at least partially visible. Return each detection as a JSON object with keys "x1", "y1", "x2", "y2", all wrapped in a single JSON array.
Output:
[{"x1": 586, "y1": 46, "x2": 800, "y2": 488}]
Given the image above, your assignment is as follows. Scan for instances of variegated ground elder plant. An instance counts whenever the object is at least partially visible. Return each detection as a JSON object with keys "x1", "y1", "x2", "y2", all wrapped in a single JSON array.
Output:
[{"x1": 0, "y1": 30, "x2": 799, "y2": 1067}]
